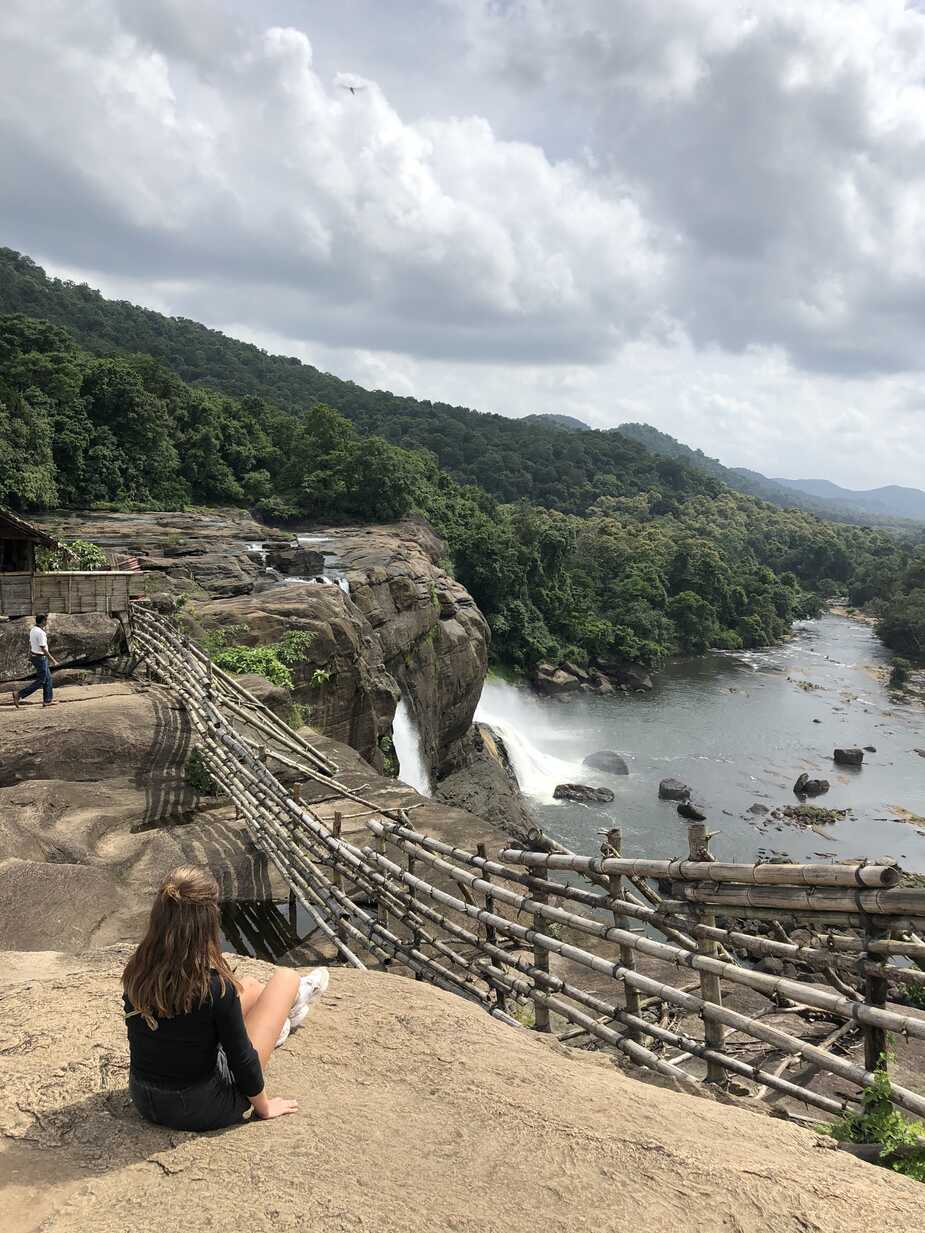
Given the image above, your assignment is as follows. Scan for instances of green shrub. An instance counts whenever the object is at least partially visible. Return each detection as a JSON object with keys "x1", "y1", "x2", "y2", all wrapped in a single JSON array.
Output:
[
  {"x1": 38, "y1": 538, "x2": 107, "y2": 571},
  {"x1": 378, "y1": 733, "x2": 398, "y2": 778},
  {"x1": 821, "y1": 1055, "x2": 925, "y2": 1182},
  {"x1": 890, "y1": 657, "x2": 912, "y2": 688},
  {"x1": 202, "y1": 626, "x2": 315, "y2": 690},
  {"x1": 185, "y1": 747, "x2": 216, "y2": 795},
  {"x1": 276, "y1": 630, "x2": 315, "y2": 667},
  {"x1": 212, "y1": 644, "x2": 294, "y2": 688}
]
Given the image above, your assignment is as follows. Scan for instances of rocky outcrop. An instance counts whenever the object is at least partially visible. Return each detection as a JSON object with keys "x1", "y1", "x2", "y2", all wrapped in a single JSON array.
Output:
[
  {"x1": 435, "y1": 722, "x2": 534, "y2": 835},
  {"x1": 0, "y1": 681, "x2": 279, "y2": 948},
  {"x1": 0, "y1": 673, "x2": 513, "y2": 954},
  {"x1": 659, "y1": 778, "x2": 691, "y2": 801},
  {"x1": 794, "y1": 773, "x2": 830, "y2": 797},
  {"x1": 3, "y1": 949, "x2": 921, "y2": 1233},
  {"x1": 553, "y1": 783, "x2": 615, "y2": 804},
  {"x1": 583, "y1": 751, "x2": 629, "y2": 775},
  {"x1": 191, "y1": 582, "x2": 398, "y2": 771},
  {"x1": 27, "y1": 511, "x2": 492, "y2": 783},
  {"x1": 0, "y1": 611, "x2": 123, "y2": 681},
  {"x1": 533, "y1": 657, "x2": 651, "y2": 698},
  {"x1": 677, "y1": 801, "x2": 707, "y2": 822},
  {"x1": 834, "y1": 748, "x2": 864, "y2": 767},
  {"x1": 326, "y1": 521, "x2": 490, "y2": 776}
]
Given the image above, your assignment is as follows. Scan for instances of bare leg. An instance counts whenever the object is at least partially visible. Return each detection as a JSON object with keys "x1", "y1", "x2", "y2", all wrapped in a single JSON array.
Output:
[
  {"x1": 243, "y1": 968, "x2": 300, "y2": 1070},
  {"x1": 237, "y1": 975, "x2": 265, "y2": 1016}
]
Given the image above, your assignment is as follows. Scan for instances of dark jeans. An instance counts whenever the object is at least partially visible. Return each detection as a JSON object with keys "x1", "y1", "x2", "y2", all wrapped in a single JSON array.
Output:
[
  {"x1": 129, "y1": 1049, "x2": 251, "y2": 1132},
  {"x1": 18, "y1": 654, "x2": 52, "y2": 703}
]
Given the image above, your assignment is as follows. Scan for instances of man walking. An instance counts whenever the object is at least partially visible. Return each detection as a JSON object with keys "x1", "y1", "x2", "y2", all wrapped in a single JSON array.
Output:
[{"x1": 11, "y1": 615, "x2": 58, "y2": 707}]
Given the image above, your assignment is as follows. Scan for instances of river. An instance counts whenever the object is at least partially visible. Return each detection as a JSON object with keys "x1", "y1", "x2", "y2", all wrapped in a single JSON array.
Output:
[{"x1": 475, "y1": 615, "x2": 925, "y2": 872}]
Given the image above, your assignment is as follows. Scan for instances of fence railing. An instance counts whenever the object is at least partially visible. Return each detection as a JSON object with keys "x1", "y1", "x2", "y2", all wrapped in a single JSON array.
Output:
[{"x1": 128, "y1": 601, "x2": 925, "y2": 1123}]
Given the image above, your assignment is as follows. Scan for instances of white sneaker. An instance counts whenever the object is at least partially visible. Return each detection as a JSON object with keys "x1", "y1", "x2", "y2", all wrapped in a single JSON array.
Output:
[
  {"x1": 289, "y1": 968, "x2": 330, "y2": 1030},
  {"x1": 275, "y1": 1017, "x2": 291, "y2": 1049}
]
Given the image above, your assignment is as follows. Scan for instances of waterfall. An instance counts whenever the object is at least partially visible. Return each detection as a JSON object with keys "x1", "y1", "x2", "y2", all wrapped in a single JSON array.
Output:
[
  {"x1": 392, "y1": 697, "x2": 431, "y2": 796},
  {"x1": 475, "y1": 678, "x2": 587, "y2": 804}
]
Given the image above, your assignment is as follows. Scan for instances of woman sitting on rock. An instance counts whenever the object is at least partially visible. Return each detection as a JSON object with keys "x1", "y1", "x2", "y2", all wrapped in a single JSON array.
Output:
[{"x1": 123, "y1": 865, "x2": 328, "y2": 1131}]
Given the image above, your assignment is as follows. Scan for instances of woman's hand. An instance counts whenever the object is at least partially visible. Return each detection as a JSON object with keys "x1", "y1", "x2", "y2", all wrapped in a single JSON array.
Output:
[{"x1": 255, "y1": 1096, "x2": 299, "y2": 1120}]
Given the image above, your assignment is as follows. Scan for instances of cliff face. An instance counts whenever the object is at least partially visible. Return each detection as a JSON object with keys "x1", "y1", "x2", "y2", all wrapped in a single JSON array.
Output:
[
  {"x1": 191, "y1": 582, "x2": 398, "y2": 771},
  {"x1": 318, "y1": 521, "x2": 490, "y2": 774},
  {"x1": 29, "y1": 510, "x2": 490, "y2": 779}
]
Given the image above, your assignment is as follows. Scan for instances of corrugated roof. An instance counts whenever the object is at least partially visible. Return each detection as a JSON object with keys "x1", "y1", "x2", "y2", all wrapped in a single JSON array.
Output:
[{"x1": 0, "y1": 508, "x2": 59, "y2": 546}]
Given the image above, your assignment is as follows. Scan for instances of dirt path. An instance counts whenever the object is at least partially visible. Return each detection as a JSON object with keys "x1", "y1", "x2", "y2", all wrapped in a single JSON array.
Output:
[{"x1": 1, "y1": 948, "x2": 921, "y2": 1233}]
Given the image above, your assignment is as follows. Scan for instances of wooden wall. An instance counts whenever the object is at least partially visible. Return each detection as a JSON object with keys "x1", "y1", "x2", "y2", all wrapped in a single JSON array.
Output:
[{"x1": 0, "y1": 572, "x2": 132, "y2": 617}]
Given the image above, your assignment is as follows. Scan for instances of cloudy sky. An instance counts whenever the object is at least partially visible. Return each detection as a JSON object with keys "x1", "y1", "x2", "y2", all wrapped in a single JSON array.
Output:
[{"x1": 3, "y1": 1, "x2": 925, "y2": 488}]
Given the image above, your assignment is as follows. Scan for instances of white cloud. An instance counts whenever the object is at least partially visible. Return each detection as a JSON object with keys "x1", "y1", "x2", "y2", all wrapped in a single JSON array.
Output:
[
  {"x1": 4, "y1": 0, "x2": 925, "y2": 487},
  {"x1": 454, "y1": 0, "x2": 925, "y2": 375},
  {"x1": 0, "y1": 1, "x2": 667, "y2": 363}
]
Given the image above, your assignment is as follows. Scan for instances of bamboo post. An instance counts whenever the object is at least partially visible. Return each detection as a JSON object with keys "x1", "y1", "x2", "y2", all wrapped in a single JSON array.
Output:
[
  {"x1": 532, "y1": 881, "x2": 551, "y2": 1033},
  {"x1": 333, "y1": 811, "x2": 347, "y2": 945},
  {"x1": 407, "y1": 851, "x2": 423, "y2": 980},
  {"x1": 604, "y1": 828, "x2": 642, "y2": 1043},
  {"x1": 477, "y1": 841, "x2": 507, "y2": 1013},
  {"x1": 688, "y1": 823, "x2": 725, "y2": 1085},
  {"x1": 863, "y1": 924, "x2": 889, "y2": 1073},
  {"x1": 288, "y1": 783, "x2": 302, "y2": 931},
  {"x1": 374, "y1": 832, "x2": 391, "y2": 943}
]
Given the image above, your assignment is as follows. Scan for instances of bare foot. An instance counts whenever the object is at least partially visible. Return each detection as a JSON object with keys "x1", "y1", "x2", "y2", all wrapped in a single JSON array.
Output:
[{"x1": 42, "y1": 701, "x2": 59, "y2": 707}]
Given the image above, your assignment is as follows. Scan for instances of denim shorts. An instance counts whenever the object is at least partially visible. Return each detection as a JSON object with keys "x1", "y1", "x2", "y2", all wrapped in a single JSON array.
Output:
[{"x1": 129, "y1": 1048, "x2": 251, "y2": 1132}]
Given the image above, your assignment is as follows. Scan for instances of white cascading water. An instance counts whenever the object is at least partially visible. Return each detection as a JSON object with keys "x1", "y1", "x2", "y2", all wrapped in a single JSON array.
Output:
[
  {"x1": 475, "y1": 678, "x2": 587, "y2": 804},
  {"x1": 392, "y1": 697, "x2": 431, "y2": 796}
]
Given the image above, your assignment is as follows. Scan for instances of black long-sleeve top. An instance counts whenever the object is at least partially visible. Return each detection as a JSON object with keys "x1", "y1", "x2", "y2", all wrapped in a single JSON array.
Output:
[{"x1": 124, "y1": 971, "x2": 264, "y2": 1097}]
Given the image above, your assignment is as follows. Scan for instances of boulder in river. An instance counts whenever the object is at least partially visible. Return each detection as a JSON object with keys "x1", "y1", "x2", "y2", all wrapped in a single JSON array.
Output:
[
  {"x1": 834, "y1": 748, "x2": 864, "y2": 767},
  {"x1": 864, "y1": 745, "x2": 877, "y2": 753},
  {"x1": 793, "y1": 773, "x2": 830, "y2": 797},
  {"x1": 583, "y1": 751, "x2": 629, "y2": 775},
  {"x1": 593, "y1": 658, "x2": 654, "y2": 692},
  {"x1": 677, "y1": 800, "x2": 707, "y2": 822},
  {"x1": 553, "y1": 783, "x2": 615, "y2": 804},
  {"x1": 659, "y1": 778, "x2": 691, "y2": 801},
  {"x1": 533, "y1": 663, "x2": 582, "y2": 697},
  {"x1": 748, "y1": 803, "x2": 769, "y2": 815}
]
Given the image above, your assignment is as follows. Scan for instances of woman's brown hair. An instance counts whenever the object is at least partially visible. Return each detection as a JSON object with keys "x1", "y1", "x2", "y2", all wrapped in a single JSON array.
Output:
[{"x1": 123, "y1": 866, "x2": 239, "y2": 1028}]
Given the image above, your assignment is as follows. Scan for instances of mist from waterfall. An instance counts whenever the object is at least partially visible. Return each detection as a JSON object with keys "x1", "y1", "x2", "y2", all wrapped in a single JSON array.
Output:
[
  {"x1": 393, "y1": 696, "x2": 431, "y2": 796},
  {"x1": 474, "y1": 678, "x2": 587, "y2": 804}
]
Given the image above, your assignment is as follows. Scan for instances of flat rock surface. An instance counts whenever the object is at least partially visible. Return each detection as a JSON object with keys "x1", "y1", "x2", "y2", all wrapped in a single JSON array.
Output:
[
  {"x1": 0, "y1": 678, "x2": 510, "y2": 953},
  {"x1": 0, "y1": 682, "x2": 279, "y2": 948},
  {"x1": 1, "y1": 949, "x2": 921, "y2": 1233}
]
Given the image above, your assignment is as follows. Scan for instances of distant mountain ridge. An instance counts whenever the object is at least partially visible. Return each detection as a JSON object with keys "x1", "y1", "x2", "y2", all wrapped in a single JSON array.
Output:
[
  {"x1": 771, "y1": 477, "x2": 925, "y2": 521},
  {"x1": 618, "y1": 422, "x2": 924, "y2": 527}
]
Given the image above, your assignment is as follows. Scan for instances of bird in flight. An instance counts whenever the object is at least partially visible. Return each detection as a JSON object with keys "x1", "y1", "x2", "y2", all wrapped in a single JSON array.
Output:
[{"x1": 339, "y1": 82, "x2": 367, "y2": 97}]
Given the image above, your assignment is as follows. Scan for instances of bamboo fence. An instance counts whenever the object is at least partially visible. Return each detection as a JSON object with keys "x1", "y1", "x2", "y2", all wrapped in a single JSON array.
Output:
[{"x1": 128, "y1": 601, "x2": 925, "y2": 1124}]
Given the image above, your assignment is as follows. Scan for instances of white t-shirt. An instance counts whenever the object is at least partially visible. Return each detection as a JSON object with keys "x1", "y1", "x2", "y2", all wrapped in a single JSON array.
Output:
[{"x1": 30, "y1": 625, "x2": 48, "y2": 655}]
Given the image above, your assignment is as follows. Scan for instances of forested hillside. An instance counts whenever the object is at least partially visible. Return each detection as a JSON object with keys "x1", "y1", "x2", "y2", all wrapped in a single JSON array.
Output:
[{"x1": 0, "y1": 247, "x2": 921, "y2": 669}]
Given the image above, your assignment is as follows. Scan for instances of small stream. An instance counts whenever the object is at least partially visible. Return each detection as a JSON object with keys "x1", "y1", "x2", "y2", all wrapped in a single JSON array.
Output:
[{"x1": 476, "y1": 615, "x2": 925, "y2": 872}]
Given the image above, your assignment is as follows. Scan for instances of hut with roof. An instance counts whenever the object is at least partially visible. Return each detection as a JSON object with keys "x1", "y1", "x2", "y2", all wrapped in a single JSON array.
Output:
[{"x1": 0, "y1": 508, "x2": 136, "y2": 617}]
